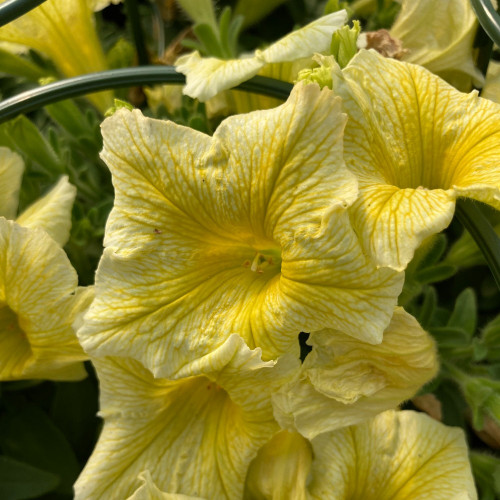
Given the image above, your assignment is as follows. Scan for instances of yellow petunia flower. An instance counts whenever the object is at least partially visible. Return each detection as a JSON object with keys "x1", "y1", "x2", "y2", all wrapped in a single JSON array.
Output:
[
  {"x1": 390, "y1": 0, "x2": 484, "y2": 91},
  {"x1": 0, "y1": 0, "x2": 112, "y2": 112},
  {"x1": 175, "y1": 10, "x2": 348, "y2": 102},
  {"x1": 329, "y1": 49, "x2": 500, "y2": 271},
  {"x1": 77, "y1": 82, "x2": 403, "y2": 378},
  {"x1": 0, "y1": 147, "x2": 76, "y2": 246},
  {"x1": 0, "y1": 217, "x2": 92, "y2": 381},
  {"x1": 273, "y1": 307, "x2": 438, "y2": 438},
  {"x1": 74, "y1": 335, "x2": 291, "y2": 500},
  {"x1": 245, "y1": 410, "x2": 478, "y2": 499}
]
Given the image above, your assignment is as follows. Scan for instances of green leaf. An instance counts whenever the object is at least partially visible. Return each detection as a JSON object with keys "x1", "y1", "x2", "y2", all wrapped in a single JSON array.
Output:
[
  {"x1": 434, "y1": 380, "x2": 467, "y2": 428},
  {"x1": 193, "y1": 23, "x2": 224, "y2": 57},
  {"x1": 0, "y1": 48, "x2": 48, "y2": 81},
  {"x1": 0, "y1": 456, "x2": 59, "y2": 500},
  {"x1": 447, "y1": 288, "x2": 477, "y2": 338},
  {"x1": 482, "y1": 314, "x2": 500, "y2": 361},
  {"x1": 0, "y1": 405, "x2": 80, "y2": 495},
  {"x1": 417, "y1": 286, "x2": 437, "y2": 328},
  {"x1": 414, "y1": 263, "x2": 457, "y2": 284},
  {"x1": 430, "y1": 326, "x2": 471, "y2": 348},
  {"x1": 0, "y1": 116, "x2": 65, "y2": 174}
]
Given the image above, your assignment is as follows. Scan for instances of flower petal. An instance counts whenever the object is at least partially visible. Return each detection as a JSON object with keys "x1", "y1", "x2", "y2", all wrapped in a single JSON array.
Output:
[
  {"x1": 273, "y1": 308, "x2": 438, "y2": 438},
  {"x1": 308, "y1": 410, "x2": 477, "y2": 499},
  {"x1": 16, "y1": 176, "x2": 76, "y2": 247},
  {"x1": 74, "y1": 335, "x2": 287, "y2": 500},
  {"x1": 390, "y1": 0, "x2": 484, "y2": 91},
  {"x1": 175, "y1": 51, "x2": 264, "y2": 102},
  {"x1": 0, "y1": 147, "x2": 24, "y2": 220},
  {"x1": 79, "y1": 83, "x2": 401, "y2": 377},
  {"x1": 175, "y1": 11, "x2": 347, "y2": 100},
  {"x1": 0, "y1": 218, "x2": 89, "y2": 381},
  {"x1": 126, "y1": 472, "x2": 204, "y2": 500},
  {"x1": 331, "y1": 49, "x2": 500, "y2": 269},
  {"x1": 256, "y1": 10, "x2": 347, "y2": 64}
]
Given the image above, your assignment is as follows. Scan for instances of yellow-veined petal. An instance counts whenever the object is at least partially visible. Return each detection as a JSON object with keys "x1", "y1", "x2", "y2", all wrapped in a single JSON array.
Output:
[
  {"x1": 308, "y1": 410, "x2": 477, "y2": 499},
  {"x1": 0, "y1": 147, "x2": 24, "y2": 220},
  {"x1": 273, "y1": 308, "x2": 438, "y2": 438},
  {"x1": 246, "y1": 410, "x2": 477, "y2": 499},
  {"x1": 482, "y1": 60, "x2": 500, "y2": 103},
  {"x1": 126, "y1": 472, "x2": 204, "y2": 500},
  {"x1": 331, "y1": 49, "x2": 500, "y2": 270},
  {"x1": 0, "y1": 218, "x2": 90, "y2": 380},
  {"x1": 74, "y1": 335, "x2": 291, "y2": 500},
  {"x1": 16, "y1": 176, "x2": 76, "y2": 247},
  {"x1": 78, "y1": 83, "x2": 402, "y2": 378}
]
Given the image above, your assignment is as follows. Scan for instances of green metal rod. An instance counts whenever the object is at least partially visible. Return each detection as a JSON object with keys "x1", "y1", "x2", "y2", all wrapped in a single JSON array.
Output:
[
  {"x1": 0, "y1": 0, "x2": 46, "y2": 27},
  {"x1": 0, "y1": 66, "x2": 293, "y2": 123},
  {"x1": 455, "y1": 199, "x2": 500, "y2": 290},
  {"x1": 471, "y1": 0, "x2": 500, "y2": 47}
]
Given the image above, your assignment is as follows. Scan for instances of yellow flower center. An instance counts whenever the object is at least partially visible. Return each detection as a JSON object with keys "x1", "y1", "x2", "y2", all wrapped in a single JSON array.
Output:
[{"x1": 243, "y1": 248, "x2": 282, "y2": 274}]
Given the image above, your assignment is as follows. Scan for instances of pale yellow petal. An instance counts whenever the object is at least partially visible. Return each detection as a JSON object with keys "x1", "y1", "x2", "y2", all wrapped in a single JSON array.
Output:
[
  {"x1": 0, "y1": 218, "x2": 88, "y2": 381},
  {"x1": 273, "y1": 308, "x2": 438, "y2": 438},
  {"x1": 349, "y1": 184, "x2": 456, "y2": 271},
  {"x1": 176, "y1": 11, "x2": 347, "y2": 101},
  {"x1": 127, "y1": 472, "x2": 204, "y2": 500},
  {"x1": 332, "y1": 49, "x2": 500, "y2": 269},
  {"x1": 0, "y1": 0, "x2": 112, "y2": 111},
  {"x1": 244, "y1": 431, "x2": 311, "y2": 500},
  {"x1": 391, "y1": 0, "x2": 484, "y2": 91},
  {"x1": 256, "y1": 10, "x2": 348, "y2": 64},
  {"x1": 0, "y1": 147, "x2": 24, "y2": 220},
  {"x1": 79, "y1": 83, "x2": 402, "y2": 377},
  {"x1": 74, "y1": 336, "x2": 286, "y2": 500},
  {"x1": 176, "y1": 51, "x2": 264, "y2": 101},
  {"x1": 308, "y1": 410, "x2": 477, "y2": 499},
  {"x1": 16, "y1": 176, "x2": 76, "y2": 247}
]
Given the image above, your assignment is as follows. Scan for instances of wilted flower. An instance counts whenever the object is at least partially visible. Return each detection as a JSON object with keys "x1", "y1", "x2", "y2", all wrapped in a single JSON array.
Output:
[{"x1": 273, "y1": 307, "x2": 438, "y2": 438}]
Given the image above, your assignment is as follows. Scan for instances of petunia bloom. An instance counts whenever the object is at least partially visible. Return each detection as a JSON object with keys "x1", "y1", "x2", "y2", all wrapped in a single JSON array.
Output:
[
  {"x1": 390, "y1": 0, "x2": 483, "y2": 91},
  {"x1": 0, "y1": 218, "x2": 92, "y2": 380},
  {"x1": 0, "y1": 147, "x2": 76, "y2": 246},
  {"x1": 175, "y1": 10, "x2": 348, "y2": 102},
  {"x1": 74, "y1": 335, "x2": 291, "y2": 499},
  {"x1": 328, "y1": 49, "x2": 500, "y2": 271},
  {"x1": 78, "y1": 82, "x2": 403, "y2": 378},
  {"x1": 273, "y1": 307, "x2": 438, "y2": 438},
  {"x1": 245, "y1": 410, "x2": 478, "y2": 499},
  {"x1": 0, "y1": 0, "x2": 112, "y2": 112}
]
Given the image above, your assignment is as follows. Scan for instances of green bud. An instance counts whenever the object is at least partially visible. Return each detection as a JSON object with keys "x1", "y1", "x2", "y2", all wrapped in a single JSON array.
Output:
[
  {"x1": 296, "y1": 64, "x2": 334, "y2": 89},
  {"x1": 104, "y1": 99, "x2": 134, "y2": 118},
  {"x1": 462, "y1": 376, "x2": 500, "y2": 430},
  {"x1": 330, "y1": 20, "x2": 361, "y2": 69}
]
